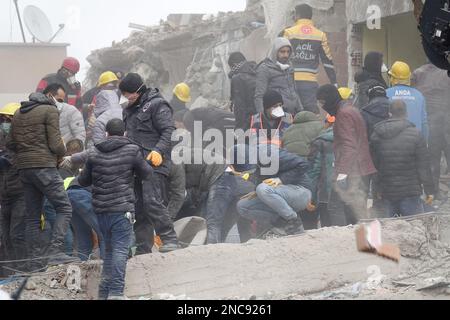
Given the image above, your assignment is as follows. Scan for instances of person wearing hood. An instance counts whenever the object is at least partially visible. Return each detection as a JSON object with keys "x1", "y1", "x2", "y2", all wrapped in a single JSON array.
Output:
[
  {"x1": 282, "y1": 111, "x2": 324, "y2": 157},
  {"x1": 228, "y1": 52, "x2": 258, "y2": 130},
  {"x1": 254, "y1": 38, "x2": 302, "y2": 116},
  {"x1": 354, "y1": 52, "x2": 388, "y2": 109},
  {"x1": 78, "y1": 119, "x2": 154, "y2": 300},
  {"x1": 91, "y1": 90, "x2": 124, "y2": 146},
  {"x1": 119, "y1": 73, "x2": 179, "y2": 254},
  {"x1": 283, "y1": 4, "x2": 338, "y2": 114},
  {"x1": 412, "y1": 63, "x2": 450, "y2": 199},
  {"x1": 7, "y1": 90, "x2": 79, "y2": 269},
  {"x1": 317, "y1": 84, "x2": 377, "y2": 225},
  {"x1": 386, "y1": 61, "x2": 429, "y2": 142},
  {"x1": 250, "y1": 90, "x2": 293, "y2": 147},
  {"x1": 361, "y1": 84, "x2": 390, "y2": 139},
  {"x1": 42, "y1": 84, "x2": 86, "y2": 146},
  {"x1": 370, "y1": 100, "x2": 435, "y2": 217}
]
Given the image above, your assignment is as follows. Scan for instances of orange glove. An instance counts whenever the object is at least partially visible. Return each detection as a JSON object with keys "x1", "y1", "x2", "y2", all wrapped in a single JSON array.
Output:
[
  {"x1": 147, "y1": 151, "x2": 163, "y2": 167},
  {"x1": 306, "y1": 202, "x2": 317, "y2": 212},
  {"x1": 425, "y1": 195, "x2": 434, "y2": 206}
]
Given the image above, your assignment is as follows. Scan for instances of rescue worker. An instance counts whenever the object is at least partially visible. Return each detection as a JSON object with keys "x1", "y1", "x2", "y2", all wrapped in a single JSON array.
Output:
[
  {"x1": 228, "y1": 52, "x2": 258, "y2": 131},
  {"x1": 338, "y1": 87, "x2": 354, "y2": 101},
  {"x1": 7, "y1": 90, "x2": 79, "y2": 269},
  {"x1": 119, "y1": 73, "x2": 179, "y2": 254},
  {"x1": 255, "y1": 38, "x2": 302, "y2": 115},
  {"x1": 250, "y1": 90, "x2": 293, "y2": 147},
  {"x1": 0, "y1": 103, "x2": 26, "y2": 275},
  {"x1": 37, "y1": 57, "x2": 83, "y2": 111},
  {"x1": 412, "y1": 63, "x2": 450, "y2": 200},
  {"x1": 283, "y1": 4, "x2": 338, "y2": 114},
  {"x1": 170, "y1": 83, "x2": 191, "y2": 114},
  {"x1": 386, "y1": 61, "x2": 429, "y2": 142}
]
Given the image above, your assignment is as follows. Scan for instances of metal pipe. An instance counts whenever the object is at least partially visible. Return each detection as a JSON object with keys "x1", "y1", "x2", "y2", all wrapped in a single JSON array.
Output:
[{"x1": 13, "y1": 0, "x2": 27, "y2": 43}]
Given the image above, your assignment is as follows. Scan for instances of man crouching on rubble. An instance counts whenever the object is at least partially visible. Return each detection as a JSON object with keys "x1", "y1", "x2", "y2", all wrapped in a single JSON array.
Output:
[
  {"x1": 78, "y1": 119, "x2": 153, "y2": 300},
  {"x1": 236, "y1": 144, "x2": 313, "y2": 236}
]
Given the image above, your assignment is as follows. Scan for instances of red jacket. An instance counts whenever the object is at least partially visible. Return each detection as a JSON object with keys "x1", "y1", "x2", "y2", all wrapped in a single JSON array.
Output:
[{"x1": 333, "y1": 101, "x2": 377, "y2": 177}]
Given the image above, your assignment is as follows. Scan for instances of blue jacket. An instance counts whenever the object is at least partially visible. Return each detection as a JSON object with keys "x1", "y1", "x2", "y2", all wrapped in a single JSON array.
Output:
[{"x1": 386, "y1": 85, "x2": 429, "y2": 141}]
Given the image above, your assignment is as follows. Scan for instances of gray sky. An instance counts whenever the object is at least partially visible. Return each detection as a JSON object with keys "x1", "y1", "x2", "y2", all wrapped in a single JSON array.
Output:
[{"x1": 0, "y1": 0, "x2": 246, "y2": 78}]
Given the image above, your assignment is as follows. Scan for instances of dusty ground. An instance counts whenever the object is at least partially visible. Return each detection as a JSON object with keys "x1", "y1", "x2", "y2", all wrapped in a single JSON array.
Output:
[{"x1": 3, "y1": 177, "x2": 450, "y2": 300}]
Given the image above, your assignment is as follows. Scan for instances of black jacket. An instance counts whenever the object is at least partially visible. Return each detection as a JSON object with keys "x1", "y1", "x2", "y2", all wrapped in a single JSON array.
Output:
[
  {"x1": 123, "y1": 88, "x2": 175, "y2": 177},
  {"x1": 354, "y1": 73, "x2": 387, "y2": 109},
  {"x1": 169, "y1": 96, "x2": 187, "y2": 114},
  {"x1": 370, "y1": 119, "x2": 435, "y2": 200},
  {"x1": 78, "y1": 136, "x2": 153, "y2": 214},
  {"x1": 229, "y1": 61, "x2": 257, "y2": 130},
  {"x1": 361, "y1": 96, "x2": 390, "y2": 139}
]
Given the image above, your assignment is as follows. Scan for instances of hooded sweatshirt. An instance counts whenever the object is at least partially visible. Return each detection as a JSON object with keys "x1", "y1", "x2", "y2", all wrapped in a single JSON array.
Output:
[
  {"x1": 92, "y1": 90, "x2": 123, "y2": 145},
  {"x1": 255, "y1": 38, "x2": 302, "y2": 115},
  {"x1": 7, "y1": 93, "x2": 66, "y2": 169}
]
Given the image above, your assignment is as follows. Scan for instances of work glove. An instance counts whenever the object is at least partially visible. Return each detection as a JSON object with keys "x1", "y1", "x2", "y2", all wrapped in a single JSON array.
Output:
[
  {"x1": 336, "y1": 174, "x2": 349, "y2": 191},
  {"x1": 263, "y1": 178, "x2": 282, "y2": 188},
  {"x1": 59, "y1": 156, "x2": 72, "y2": 170},
  {"x1": 147, "y1": 151, "x2": 163, "y2": 167},
  {"x1": 425, "y1": 195, "x2": 434, "y2": 206},
  {"x1": 306, "y1": 202, "x2": 317, "y2": 212}
]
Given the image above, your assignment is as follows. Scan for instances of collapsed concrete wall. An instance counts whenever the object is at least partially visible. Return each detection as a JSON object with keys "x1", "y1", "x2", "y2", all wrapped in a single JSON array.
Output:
[{"x1": 85, "y1": 0, "x2": 349, "y2": 109}]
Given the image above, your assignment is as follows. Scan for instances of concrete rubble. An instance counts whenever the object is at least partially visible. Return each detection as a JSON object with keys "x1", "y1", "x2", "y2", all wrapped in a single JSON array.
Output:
[{"x1": 2, "y1": 213, "x2": 450, "y2": 300}]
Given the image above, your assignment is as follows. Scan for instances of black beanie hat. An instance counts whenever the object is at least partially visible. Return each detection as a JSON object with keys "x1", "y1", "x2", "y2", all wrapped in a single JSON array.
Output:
[
  {"x1": 263, "y1": 90, "x2": 284, "y2": 109},
  {"x1": 364, "y1": 52, "x2": 383, "y2": 74},
  {"x1": 317, "y1": 84, "x2": 342, "y2": 116},
  {"x1": 296, "y1": 4, "x2": 313, "y2": 19},
  {"x1": 119, "y1": 73, "x2": 145, "y2": 93},
  {"x1": 228, "y1": 52, "x2": 247, "y2": 67}
]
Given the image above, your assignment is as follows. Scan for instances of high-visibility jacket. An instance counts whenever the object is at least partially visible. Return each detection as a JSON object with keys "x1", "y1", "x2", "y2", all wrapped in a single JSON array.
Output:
[
  {"x1": 250, "y1": 113, "x2": 293, "y2": 146},
  {"x1": 283, "y1": 19, "x2": 337, "y2": 84}
]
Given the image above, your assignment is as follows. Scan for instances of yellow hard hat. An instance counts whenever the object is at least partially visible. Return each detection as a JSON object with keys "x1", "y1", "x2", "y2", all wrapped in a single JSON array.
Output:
[
  {"x1": 388, "y1": 61, "x2": 411, "y2": 80},
  {"x1": 98, "y1": 71, "x2": 119, "y2": 87},
  {"x1": 173, "y1": 83, "x2": 191, "y2": 103},
  {"x1": 338, "y1": 87, "x2": 353, "y2": 100},
  {"x1": 0, "y1": 103, "x2": 21, "y2": 116}
]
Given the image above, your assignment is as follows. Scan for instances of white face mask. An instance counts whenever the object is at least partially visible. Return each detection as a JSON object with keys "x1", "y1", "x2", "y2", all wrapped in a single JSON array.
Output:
[
  {"x1": 52, "y1": 97, "x2": 64, "y2": 112},
  {"x1": 271, "y1": 106, "x2": 285, "y2": 118},
  {"x1": 381, "y1": 63, "x2": 388, "y2": 73},
  {"x1": 119, "y1": 95, "x2": 129, "y2": 107}
]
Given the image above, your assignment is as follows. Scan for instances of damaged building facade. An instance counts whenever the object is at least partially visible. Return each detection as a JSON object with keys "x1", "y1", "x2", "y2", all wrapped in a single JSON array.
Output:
[{"x1": 85, "y1": 0, "x2": 425, "y2": 108}]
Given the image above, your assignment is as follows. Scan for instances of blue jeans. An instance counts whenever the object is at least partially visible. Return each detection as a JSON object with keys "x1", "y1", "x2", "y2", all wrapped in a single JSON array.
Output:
[
  {"x1": 68, "y1": 188, "x2": 105, "y2": 261},
  {"x1": 237, "y1": 183, "x2": 312, "y2": 225},
  {"x1": 98, "y1": 213, "x2": 133, "y2": 299},
  {"x1": 44, "y1": 199, "x2": 73, "y2": 256},
  {"x1": 383, "y1": 197, "x2": 424, "y2": 217}
]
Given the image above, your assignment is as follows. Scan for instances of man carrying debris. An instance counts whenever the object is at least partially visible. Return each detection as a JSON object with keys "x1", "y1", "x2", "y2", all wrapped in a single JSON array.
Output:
[
  {"x1": 78, "y1": 119, "x2": 154, "y2": 300},
  {"x1": 283, "y1": 4, "x2": 337, "y2": 114},
  {"x1": 255, "y1": 38, "x2": 302, "y2": 116},
  {"x1": 7, "y1": 89, "x2": 79, "y2": 269},
  {"x1": 236, "y1": 145, "x2": 312, "y2": 236},
  {"x1": 370, "y1": 100, "x2": 435, "y2": 217},
  {"x1": 317, "y1": 84, "x2": 377, "y2": 225},
  {"x1": 120, "y1": 73, "x2": 179, "y2": 254}
]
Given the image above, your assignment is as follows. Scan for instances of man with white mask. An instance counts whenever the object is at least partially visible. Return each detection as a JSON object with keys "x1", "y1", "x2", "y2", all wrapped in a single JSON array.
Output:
[
  {"x1": 250, "y1": 90, "x2": 293, "y2": 147},
  {"x1": 254, "y1": 37, "x2": 302, "y2": 116}
]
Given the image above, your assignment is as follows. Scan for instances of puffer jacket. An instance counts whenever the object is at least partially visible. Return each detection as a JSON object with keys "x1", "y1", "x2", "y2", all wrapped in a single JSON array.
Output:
[
  {"x1": 370, "y1": 119, "x2": 435, "y2": 200},
  {"x1": 255, "y1": 38, "x2": 302, "y2": 115},
  {"x1": 92, "y1": 90, "x2": 123, "y2": 145},
  {"x1": 282, "y1": 111, "x2": 324, "y2": 157},
  {"x1": 361, "y1": 96, "x2": 390, "y2": 139},
  {"x1": 59, "y1": 103, "x2": 86, "y2": 144},
  {"x1": 308, "y1": 127, "x2": 334, "y2": 204},
  {"x1": 7, "y1": 93, "x2": 66, "y2": 169},
  {"x1": 78, "y1": 136, "x2": 153, "y2": 214},
  {"x1": 229, "y1": 61, "x2": 258, "y2": 130},
  {"x1": 123, "y1": 88, "x2": 175, "y2": 176}
]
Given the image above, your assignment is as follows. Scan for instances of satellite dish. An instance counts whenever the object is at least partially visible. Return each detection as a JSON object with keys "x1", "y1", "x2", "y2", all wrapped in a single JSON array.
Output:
[{"x1": 23, "y1": 5, "x2": 53, "y2": 43}]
